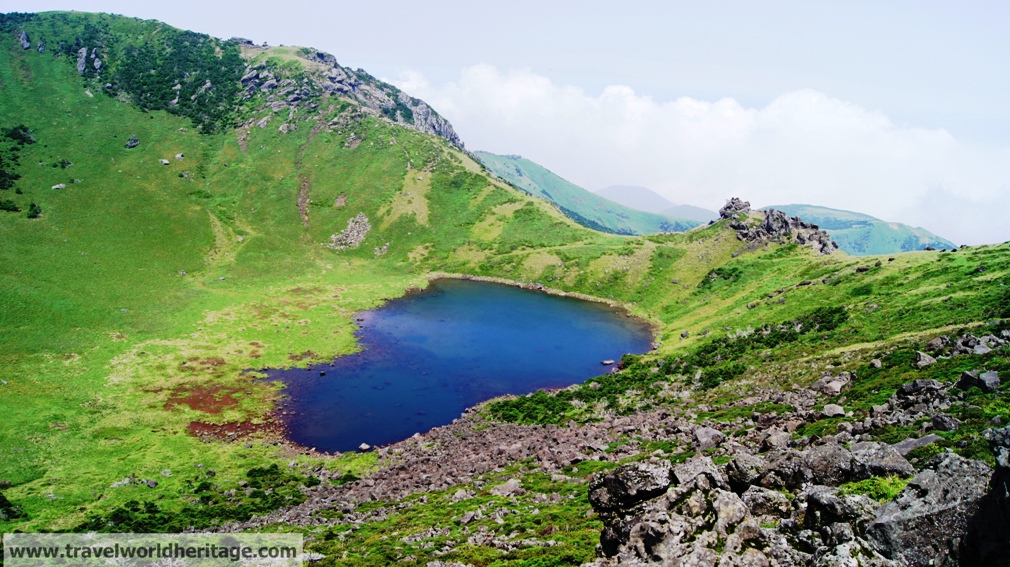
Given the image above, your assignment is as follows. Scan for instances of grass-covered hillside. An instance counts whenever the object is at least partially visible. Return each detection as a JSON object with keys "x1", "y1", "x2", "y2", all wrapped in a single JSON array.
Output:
[
  {"x1": 2, "y1": 10, "x2": 1009, "y2": 567},
  {"x1": 475, "y1": 151, "x2": 700, "y2": 235},
  {"x1": 768, "y1": 203, "x2": 957, "y2": 255}
]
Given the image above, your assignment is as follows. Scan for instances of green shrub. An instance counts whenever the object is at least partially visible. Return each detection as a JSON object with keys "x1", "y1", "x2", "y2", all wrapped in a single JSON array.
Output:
[
  {"x1": 838, "y1": 476, "x2": 909, "y2": 502},
  {"x1": 0, "y1": 199, "x2": 20, "y2": 212}
]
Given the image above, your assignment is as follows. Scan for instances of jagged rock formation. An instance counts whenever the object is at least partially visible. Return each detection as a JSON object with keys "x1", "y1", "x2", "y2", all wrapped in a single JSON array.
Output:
[
  {"x1": 237, "y1": 48, "x2": 463, "y2": 148},
  {"x1": 720, "y1": 198, "x2": 837, "y2": 255},
  {"x1": 327, "y1": 213, "x2": 371, "y2": 250},
  {"x1": 16, "y1": 30, "x2": 29, "y2": 50}
]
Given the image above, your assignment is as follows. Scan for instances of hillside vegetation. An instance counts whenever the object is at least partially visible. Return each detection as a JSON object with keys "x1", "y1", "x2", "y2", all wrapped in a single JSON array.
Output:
[{"x1": 1, "y1": 11, "x2": 1009, "y2": 567}]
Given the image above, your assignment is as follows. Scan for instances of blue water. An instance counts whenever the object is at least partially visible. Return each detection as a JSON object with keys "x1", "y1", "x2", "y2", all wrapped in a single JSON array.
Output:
[{"x1": 268, "y1": 279, "x2": 653, "y2": 453}]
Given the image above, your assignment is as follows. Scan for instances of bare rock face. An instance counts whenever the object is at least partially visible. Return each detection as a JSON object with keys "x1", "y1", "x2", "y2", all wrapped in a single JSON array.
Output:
[
  {"x1": 867, "y1": 452, "x2": 992, "y2": 566},
  {"x1": 327, "y1": 213, "x2": 371, "y2": 250}
]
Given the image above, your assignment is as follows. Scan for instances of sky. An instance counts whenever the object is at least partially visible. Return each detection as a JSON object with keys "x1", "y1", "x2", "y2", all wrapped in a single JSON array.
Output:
[{"x1": 5, "y1": 1, "x2": 1010, "y2": 244}]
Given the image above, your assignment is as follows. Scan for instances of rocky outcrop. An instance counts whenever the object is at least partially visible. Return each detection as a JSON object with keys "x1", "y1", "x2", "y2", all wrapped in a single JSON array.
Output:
[
  {"x1": 586, "y1": 454, "x2": 901, "y2": 566},
  {"x1": 327, "y1": 213, "x2": 371, "y2": 250},
  {"x1": 867, "y1": 453, "x2": 991, "y2": 566},
  {"x1": 76, "y1": 47, "x2": 88, "y2": 75},
  {"x1": 238, "y1": 49, "x2": 463, "y2": 148},
  {"x1": 124, "y1": 135, "x2": 140, "y2": 149},
  {"x1": 720, "y1": 199, "x2": 837, "y2": 255},
  {"x1": 962, "y1": 426, "x2": 1010, "y2": 565},
  {"x1": 17, "y1": 30, "x2": 30, "y2": 50},
  {"x1": 37, "y1": 40, "x2": 45, "y2": 53}
]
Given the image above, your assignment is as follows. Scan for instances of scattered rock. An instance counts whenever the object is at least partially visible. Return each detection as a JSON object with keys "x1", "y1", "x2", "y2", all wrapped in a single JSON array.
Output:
[
  {"x1": 328, "y1": 213, "x2": 371, "y2": 250},
  {"x1": 956, "y1": 370, "x2": 1000, "y2": 393},
  {"x1": 51, "y1": 183, "x2": 65, "y2": 190},
  {"x1": 357, "y1": 443, "x2": 371, "y2": 452},
  {"x1": 125, "y1": 135, "x2": 140, "y2": 149},
  {"x1": 915, "y1": 351, "x2": 936, "y2": 368},
  {"x1": 822, "y1": 403, "x2": 846, "y2": 418},
  {"x1": 931, "y1": 413, "x2": 961, "y2": 432},
  {"x1": 801, "y1": 443, "x2": 854, "y2": 486},
  {"x1": 891, "y1": 434, "x2": 943, "y2": 456},
  {"x1": 693, "y1": 426, "x2": 725, "y2": 450},
  {"x1": 741, "y1": 485, "x2": 792, "y2": 517},
  {"x1": 159, "y1": 159, "x2": 170, "y2": 165},
  {"x1": 490, "y1": 478, "x2": 525, "y2": 497},
  {"x1": 17, "y1": 30, "x2": 30, "y2": 50},
  {"x1": 850, "y1": 442, "x2": 915, "y2": 479}
]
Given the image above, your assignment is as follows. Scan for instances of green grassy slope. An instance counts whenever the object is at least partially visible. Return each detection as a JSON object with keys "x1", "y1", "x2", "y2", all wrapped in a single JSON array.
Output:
[
  {"x1": 767, "y1": 204, "x2": 957, "y2": 255},
  {"x1": 475, "y1": 151, "x2": 700, "y2": 235},
  {"x1": 1, "y1": 12, "x2": 1009, "y2": 566}
]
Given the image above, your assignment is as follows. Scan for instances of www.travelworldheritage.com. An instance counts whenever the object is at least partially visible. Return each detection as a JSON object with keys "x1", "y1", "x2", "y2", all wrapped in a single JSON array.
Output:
[{"x1": 7, "y1": 542, "x2": 298, "y2": 561}]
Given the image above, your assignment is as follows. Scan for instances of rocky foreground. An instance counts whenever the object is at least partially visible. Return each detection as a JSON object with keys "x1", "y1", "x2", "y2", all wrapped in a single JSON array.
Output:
[{"x1": 222, "y1": 329, "x2": 1010, "y2": 566}]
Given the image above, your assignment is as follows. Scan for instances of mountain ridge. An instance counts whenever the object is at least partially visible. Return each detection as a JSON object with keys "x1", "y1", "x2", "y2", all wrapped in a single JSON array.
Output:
[{"x1": 764, "y1": 203, "x2": 956, "y2": 255}]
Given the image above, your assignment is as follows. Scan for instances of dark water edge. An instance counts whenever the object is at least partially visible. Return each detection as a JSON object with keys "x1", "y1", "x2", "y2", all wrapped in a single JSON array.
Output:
[{"x1": 267, "y1": 278, "x2": 654, "y2": 453}]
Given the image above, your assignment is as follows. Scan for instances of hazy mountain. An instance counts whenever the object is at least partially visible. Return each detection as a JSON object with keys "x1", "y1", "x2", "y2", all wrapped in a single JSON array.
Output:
[
  {"x1": 595, "y1": 185, "x2": 718, "y2": 223},
  {"x1": 475, "y1": 152, "x2": 700, "y2": 235},
  {"x1": 765, "y1": 204, "x2": 956, "y2": 255},
  {"x1": 595, "y1": 185, "x2": 675, "y2": 214}
]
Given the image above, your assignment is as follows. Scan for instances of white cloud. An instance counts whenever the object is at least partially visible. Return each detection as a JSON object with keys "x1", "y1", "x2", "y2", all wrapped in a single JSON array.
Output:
[{"x1": 394, "y1": 65, "x2": 1010, "y2": 245}]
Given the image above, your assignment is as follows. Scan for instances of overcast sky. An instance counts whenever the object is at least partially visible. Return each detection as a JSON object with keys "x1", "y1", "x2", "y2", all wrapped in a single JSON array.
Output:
[{"x1": 7, "y1": 1, "x2": 1010, "y2": 244}]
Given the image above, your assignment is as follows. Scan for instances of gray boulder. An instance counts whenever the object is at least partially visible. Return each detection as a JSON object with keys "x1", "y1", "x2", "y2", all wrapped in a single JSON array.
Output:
[
  {"x1": 802, "y1": 443, "x2": 854, "y2": 486},
  {"x1": 17, "y1": 30, "x2": 29, "y2": 50},
  {"x1": 804, "y1": 486, "x2": 878, "y2": 533},
  {"x1": 76, "y1": 47, "x2": 88, "y2": 75},
  {"x1": 125, "y1": 135, "x2": 140, "y2": 149},
  {"x1": 489, "y1": 478, "x2": 525, "y2": 497},
  {"x1": 727, "y1": 452, "x2": 767, "y2": 491},
  {"x1": 956, "y1": 370, "x2": 1000, "y2": 393},
  {"x1": 741, "y1": 485, "x2": 792, "y2": 517},
  {"x1": 694, "y1": 426, "x2": 725, "y2": 450},
  {"x1": 588, "y1": 460, "x2": 673, "y2": 512},
  {"x1": 891, "y1": 434, "x2": 943, "y2": 457},
  {"x1": 915, "y1": 351, "x2": 936, "y2": 368},
  {"x1": 672, "y1": 455, "x2": 728, "y2": 489},
  {"x1": 822, "y1": 404, "x2": 846, "y2": 418},
  {"x1": 867, "y1": 452, "x2": 992, "y2": 566},
  {"x1": 931, "y1": 413, "x2": 961, "y2": 432},
  {"x1": 850, "y1": 442, "x2": 915, "y2": 479},
  {"x1": 37, "y1": 40, "x2": 44, "y2": 53}
]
